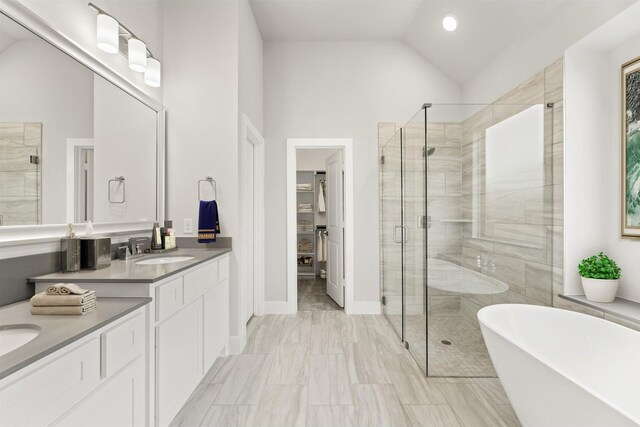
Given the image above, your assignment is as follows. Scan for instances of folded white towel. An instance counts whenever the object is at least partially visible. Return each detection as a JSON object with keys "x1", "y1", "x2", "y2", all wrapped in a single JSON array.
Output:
[
  {"x1": 31, "y1": 291, "x2": 96, "y2": 307},
  {"x1": 46, "y1": 283, "x2": 89, "y2": 295}
]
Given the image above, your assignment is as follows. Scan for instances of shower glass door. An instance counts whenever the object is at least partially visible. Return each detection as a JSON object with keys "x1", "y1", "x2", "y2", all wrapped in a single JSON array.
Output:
[
  {"x1": 401, "y1": 109, "x2": 428, "y2": 373},
  {"x1": 380, "y1": 127, "x2": 403, "y2": 340}
]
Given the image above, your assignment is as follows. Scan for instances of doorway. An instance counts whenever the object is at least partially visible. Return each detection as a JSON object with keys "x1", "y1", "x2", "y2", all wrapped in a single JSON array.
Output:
[{"x1": 286, "y1": 138, "x2": 355, "y2": 314}]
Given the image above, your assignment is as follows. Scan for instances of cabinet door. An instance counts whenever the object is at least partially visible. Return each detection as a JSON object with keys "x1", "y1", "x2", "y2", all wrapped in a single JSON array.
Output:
[
  {"x1": 203, "y1": 280, "x2": 228, "y2": 370},
  {"x1": 52, "y1": 358, "x2": 145, "y2": 427},
  {"x1": 156, "y1": 301, "x2": 202, "y2": 427}
]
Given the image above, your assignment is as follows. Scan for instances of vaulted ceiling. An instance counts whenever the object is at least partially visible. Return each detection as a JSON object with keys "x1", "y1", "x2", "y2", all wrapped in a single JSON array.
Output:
[{"x1": 249, "y1": 0, "x2": 636, "y2": 85}]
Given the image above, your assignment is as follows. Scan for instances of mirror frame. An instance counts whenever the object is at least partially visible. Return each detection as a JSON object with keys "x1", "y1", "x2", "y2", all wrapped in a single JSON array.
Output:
[{"x1": 0, "y1": 0, "x2": 165, "y2": 246}]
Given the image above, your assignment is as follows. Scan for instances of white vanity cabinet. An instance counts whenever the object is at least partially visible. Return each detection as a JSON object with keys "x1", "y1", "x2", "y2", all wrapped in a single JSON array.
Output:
[
  {"x1": 153, "y1": 254, "x2": 229, "y2": 427},
  {"x1": 0, "y1": 308, "x2": 147, "y2": 427}
]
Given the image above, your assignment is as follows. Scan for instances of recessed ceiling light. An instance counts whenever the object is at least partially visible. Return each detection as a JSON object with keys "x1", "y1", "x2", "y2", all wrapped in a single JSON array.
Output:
[{"x1": 442, "y1": 14, "x2": 459, "y2": 32}]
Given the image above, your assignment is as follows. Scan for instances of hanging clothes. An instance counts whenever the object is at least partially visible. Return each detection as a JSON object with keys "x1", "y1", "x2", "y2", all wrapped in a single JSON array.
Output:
[
  {"x1": 318, "y1": 181, "x2": 326, "y2": 213},
  {"x1": 317, "y1": 230, "x2": 327, "y2": 262}
]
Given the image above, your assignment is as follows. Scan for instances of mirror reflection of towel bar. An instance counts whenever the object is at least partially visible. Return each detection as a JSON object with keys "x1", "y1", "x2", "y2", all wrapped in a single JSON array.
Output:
[
  {"x1": 198, "y1": 176, "x2": 217, "y2": 201},
  {"x1": 108, "y1": 176, "x2": 125, "y2": 204}
]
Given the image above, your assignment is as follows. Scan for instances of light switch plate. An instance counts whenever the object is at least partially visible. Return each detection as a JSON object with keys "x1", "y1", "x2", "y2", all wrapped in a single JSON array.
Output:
[{"x1": 183, "y1": 219, "x2": 193, "y2": 234}]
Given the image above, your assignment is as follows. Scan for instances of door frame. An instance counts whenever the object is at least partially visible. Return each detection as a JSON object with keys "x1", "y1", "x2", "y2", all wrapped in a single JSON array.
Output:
[
  {"x1": 240, "y1": 114, "x2": 265, "y2": 323},
  {"x1": 286, "y1": 138, "x2": 355, "y2": 314}
]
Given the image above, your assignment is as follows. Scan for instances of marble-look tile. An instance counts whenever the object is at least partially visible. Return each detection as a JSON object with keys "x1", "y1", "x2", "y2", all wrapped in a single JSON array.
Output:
[
  {"x1": 427, "y1": 123, "x2": 446, "y2": 147},
  {"x1": 444, "y1": 123, "x2": 462, "y2": 148},
  {"x1": 214, "y1": 354, "x2": 274, "y2": 405},
  {"x1": 169, "y1": 383, "x2": 221, "y2": 427},
  {"x1": 552, "y1": 142, "x2": 563, "y2": 185},
  {"x1": 203, "y1": 354, "x2": 238, "y2": 384},
  {"x1": 352, "y1": 384, "x2": 411, "y2": 427},
  {"x1": 0, "y1": 172, "x2": 25, "y2": 197},
  {"x1": 380, "y1": 352, "x2": 446, "y2": 404},
  {"x1": 0, "y1": 146, "x2": 39, "y2": 172},
  {"x1": 309, "y1": 323, "x2": 344, "y2": 354},
  {"x1": 484, "y1": 190, "x2": 525, "y2": 224},
  {"x1": 544, "y1": 58, "x2": 564, "y2": 104},
  {"x1": 306, "y1": 405, "x2": 358, "y2": 427},
  {"x1": 471, "y1": 378, "x2": 510, "y2": 405},
  {"x1": 23, "y1": 123, "x2": 42, "y2": 147},
  {"x1": 462, "y1": 107, "x2": 492, "y2": 146},
  {"x1": 379, "y1": 123, "x2": 398, "y2": 144},
  {"x1": 445, "y1": 173, "x2": 462, "y2": 196},
  {"x1": 427, "y1": 148, "x2": 462, "y2": 173},
  {"x1": 552, "y1": 101, "x2": 563, "y2": 144},
  {"x1": 308, "y1": 353, "x2": 353, "y2": 405},
  {"x1": 268, "y1": 342, "x2": 310, "y2": 384},
  {"x1": 253, "y1": 385, "x2": 307, "y2": 427},
  {"x1": 243, "y1": 315, "x2": 285, "y2": 353},
  {"x1": 0, "y1": 122, "x2": 24, "y2": 146},
  {"x1": 495, "y1": 71, "x2": 545, "y2": 107},
  {"x1": 429, "y1": 296, "x2": 461, "y2": 318},
  {"x1": 364, "y1": 315, "x2": 405, "y2": 354},
  {"x1": 404, "y1": 405, "x2": 462, "y2": 427},
  {"x1": 427, "y1": 172, "x2": 446, "y2": 197},
  {"x1": 281, "y1": 312, "x2": 312, "y2": 342},
  {"x1": 340, "y1": 314, "x2": 370, "y2": 343},
  {"x1": 345, "y1": 341, "x2": 392, "y2": 384},
  {"x1": 493, "y1": 404, "x2": 522, "y2": 427},
  {"x1": 604, "y1": 313, "x2": 640, "y2": 332},
  {"x1": 200, "y1": 405, "x2": 257, "y2": 427},
  {"x1": 437, "y1": 382, "x2": 513, "y2": 427}
]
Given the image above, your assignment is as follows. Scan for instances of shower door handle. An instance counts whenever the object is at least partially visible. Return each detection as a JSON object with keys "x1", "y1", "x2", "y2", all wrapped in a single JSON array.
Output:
[{"x1": 393, "y1": 225, "x2": 407, "y2": 243}]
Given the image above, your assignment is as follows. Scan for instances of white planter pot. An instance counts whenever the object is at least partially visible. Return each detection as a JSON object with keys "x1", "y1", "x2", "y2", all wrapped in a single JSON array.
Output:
[{"x1": 581, "y1": 277, "x2": 619, "y2": 303}]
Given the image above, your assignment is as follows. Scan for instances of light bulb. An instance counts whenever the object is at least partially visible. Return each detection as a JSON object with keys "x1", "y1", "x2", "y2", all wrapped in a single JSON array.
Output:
[
  {"x1": 96, "y1": 14, "x2": 118, "y2": 54},
  {"x1": 442, "y1": 14, "x2": 459, "y2": 32},
  {"x1": 144, "y1": 57, "x2": 161, "y2": 87},
  {"x1": 128, "y1": 38, "x2": 147, "y2": 72}
]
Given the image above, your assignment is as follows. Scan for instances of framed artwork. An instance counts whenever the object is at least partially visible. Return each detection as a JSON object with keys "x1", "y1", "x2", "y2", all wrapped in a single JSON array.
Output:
[{"x1": 622, "y1": 55, "x2": 640, "y2": 238}]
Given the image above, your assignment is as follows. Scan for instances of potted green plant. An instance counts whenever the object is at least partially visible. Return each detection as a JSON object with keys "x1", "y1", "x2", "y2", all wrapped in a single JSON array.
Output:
[{"x1": 578, "y1": 252, "x2": 622, "y2": 303}]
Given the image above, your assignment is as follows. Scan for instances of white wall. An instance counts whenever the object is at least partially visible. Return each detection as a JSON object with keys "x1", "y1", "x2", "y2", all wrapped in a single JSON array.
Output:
[
  {"x1": 163, "y1": 0, "x2": 263, "y2": 338},
  {"x1": 564, "y1": 1, "x2": 640, "y2": 301},
  {"x1": 17, "y1": 0, "x2": 163, "y2": 103},
  {"x1": 462, "y1": 0, "x2": 634, "y2": 104},
  {"x1": 264, "y1": 41, "x2": 461, "y2": 303},
  {"x1": 238, "y1": 0, "x2": 263, "y2": 133},
  {"x1": 0, "y1": 39, "x2": 94, "y2": 224}
]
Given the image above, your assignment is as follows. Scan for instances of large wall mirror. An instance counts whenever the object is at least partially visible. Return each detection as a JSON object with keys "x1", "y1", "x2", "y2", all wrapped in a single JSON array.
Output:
[{"x1": 0, "y1": 4, "x2": 164, "y2": 238}]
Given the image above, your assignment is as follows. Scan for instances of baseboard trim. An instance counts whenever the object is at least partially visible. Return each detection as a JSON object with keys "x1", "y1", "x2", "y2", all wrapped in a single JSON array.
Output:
[
  {"x1": 264, "y1": 300, "x2": 296, "y2": 314},
  {"x1": 350, "y1": 300, "x2": 381, "y2": 315},
  {"x1": 226, "y1": 329, "x2": 247, "y2": 354}
]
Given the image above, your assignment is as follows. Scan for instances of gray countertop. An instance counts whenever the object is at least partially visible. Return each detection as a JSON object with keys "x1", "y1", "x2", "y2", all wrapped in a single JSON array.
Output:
[
  {"x1": 29, "y1": 248, "x2": 231, "y2": 284},
  {"x1": 0, "y1": 297, "x2": 151, "y2": 380}
]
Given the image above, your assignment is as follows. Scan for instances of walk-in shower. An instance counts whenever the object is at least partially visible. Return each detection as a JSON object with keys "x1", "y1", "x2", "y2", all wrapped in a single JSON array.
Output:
[{"x1": 379, "y1": 102, "x2": 557, "y2": 377}]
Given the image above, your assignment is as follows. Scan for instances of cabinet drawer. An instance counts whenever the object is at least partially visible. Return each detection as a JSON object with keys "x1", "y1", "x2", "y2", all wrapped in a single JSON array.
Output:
[
  {"x1": 156, "y1": 276, "x2": 184, "y2": 322},
  {"x1": 0, "y1": 339, "x2": 100, "y2": 427},
  {"x1": 218, "y1": 255, "x2": 229, "y2": 281},
  {"x1": 184, "y1": 262, "x2": 218, "y2": 305},
  {"x1": 101, "y1": 312, "x2": 145, "y2": 378}
]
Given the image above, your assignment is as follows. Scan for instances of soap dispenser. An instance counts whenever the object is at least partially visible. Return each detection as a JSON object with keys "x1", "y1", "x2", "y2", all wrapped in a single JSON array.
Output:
[
  {"x1": 151, "y1": 222, "x2": 163, "y2": 250},
  {"x1": 60, "y1": 224, "x2": 81, "y2": 272}
]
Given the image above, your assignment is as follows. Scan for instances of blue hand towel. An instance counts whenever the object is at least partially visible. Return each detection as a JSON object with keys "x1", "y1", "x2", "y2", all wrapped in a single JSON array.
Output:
[{"x1": 198, "y1": 200, "x2": 220, "y2": 243}]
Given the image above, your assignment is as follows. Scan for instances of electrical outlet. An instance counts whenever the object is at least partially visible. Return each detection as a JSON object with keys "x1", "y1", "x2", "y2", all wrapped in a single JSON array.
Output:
[{"x1": 183, "y1": 219, "x2": 193, "y2": 234}]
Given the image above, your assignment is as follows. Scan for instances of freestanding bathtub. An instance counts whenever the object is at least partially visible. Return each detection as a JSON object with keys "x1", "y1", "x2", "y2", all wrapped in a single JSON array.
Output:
[{"x1": 478, "y1": 304, "x2": 640, "y2": 427}]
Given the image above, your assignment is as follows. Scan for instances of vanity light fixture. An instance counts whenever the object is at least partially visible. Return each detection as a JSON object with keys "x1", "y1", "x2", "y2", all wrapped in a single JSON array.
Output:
[
  {"x1": 442, "y1": 14, "x2": 459, "y2": 32},
  {"x1": 89, "y1": 3, "x2": 161, "y2": 87}
]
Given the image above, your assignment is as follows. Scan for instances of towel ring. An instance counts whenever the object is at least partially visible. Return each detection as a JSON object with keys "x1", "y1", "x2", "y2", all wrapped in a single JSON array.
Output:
[
  {"x1": 108, "y1": 176, "x2": 125, "y2": 204},
  {"x1": 198, "y1": 176, "x2": 217, "y2": 201}
]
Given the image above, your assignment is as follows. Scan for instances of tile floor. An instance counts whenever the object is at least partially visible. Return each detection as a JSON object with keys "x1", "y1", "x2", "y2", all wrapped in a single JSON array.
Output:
[
  {"x1": 170, "y1": 310, "x2": 521, "y2": 427},
  {"x1": 297, "y1": 277, "x2": 341, "y2": 311}
]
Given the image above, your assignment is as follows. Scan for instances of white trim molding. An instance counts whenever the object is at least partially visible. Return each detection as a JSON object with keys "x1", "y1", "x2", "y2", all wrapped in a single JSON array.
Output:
[
  {"x1": 286, "y1": 138, "x2": 356, "y2": 315},
  {"x1": 226, "y1": 330, "x2": 247, "y2": 355},
  {"x1": 239, "y1": 114, "x2": 266, "y2": 326}
]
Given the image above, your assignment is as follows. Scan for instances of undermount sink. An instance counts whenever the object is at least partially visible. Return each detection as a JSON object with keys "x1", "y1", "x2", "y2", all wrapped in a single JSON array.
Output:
[
  {"x1": 0, "y1": 325, "x2": 41, "y2": 356},
  {"x1": 136, "y1": 256, "x2": 195, "y2": 265}
]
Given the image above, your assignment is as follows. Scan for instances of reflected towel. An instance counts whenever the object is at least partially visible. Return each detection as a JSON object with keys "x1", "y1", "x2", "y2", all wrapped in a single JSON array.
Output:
[
  {"x1": 198, "y1": 200, "x2": 220, "y2": 243},
  {"x1": 31, "y1": 291, "x2": 96, "y2": 307},
  {"x1": 31, "y1": 302, "x2": 97, "y2": 315},
  {"x1": 45, "y1": 283, "x2": 89, "y2": 295}
]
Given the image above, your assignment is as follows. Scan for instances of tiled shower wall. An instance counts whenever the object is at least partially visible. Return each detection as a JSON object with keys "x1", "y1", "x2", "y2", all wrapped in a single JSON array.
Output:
[
  {"x1": 0, "y1": 122, "x2": 42, "y2": 225},
  {"x1": 456, "y1": 59, "x2": 564, "y2": 324}
]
